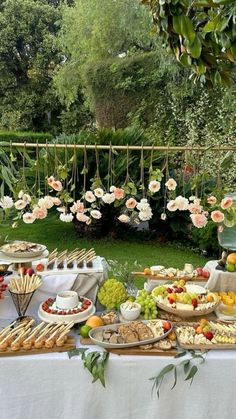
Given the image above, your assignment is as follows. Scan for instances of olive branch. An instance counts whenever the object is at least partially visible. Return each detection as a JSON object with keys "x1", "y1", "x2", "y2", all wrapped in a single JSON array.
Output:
[
  {"x1": 68, "y1": 348, "x2": 109, "y2": 387},
  {"x1": 150, "y1": 350, "x2": 208, "y2": 398}
]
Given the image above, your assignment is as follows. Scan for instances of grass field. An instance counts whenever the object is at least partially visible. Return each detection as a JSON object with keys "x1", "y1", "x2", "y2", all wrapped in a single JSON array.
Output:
[{"x1": 0, "y1": 215, "x2": 209, "y2": 288}]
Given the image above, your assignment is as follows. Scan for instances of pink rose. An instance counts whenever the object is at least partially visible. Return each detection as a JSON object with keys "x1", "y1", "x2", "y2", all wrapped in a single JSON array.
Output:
[
  {"x1": 207, "y1": 196, "x2": 217, "y2": 205},
  {"x1": 52, "y1": 181, "x2": 63, "y2": 192},
  {"x1": 125, "y1": 198, "x2": 137, "y2": 209},
  {"x1": 114, "y1": 188, "x2": 125, "y2": 200},
  {"x1": 47, "y1": 176, "x2": 55, "y2": 185},
  {"x1": 76, "y1": 213, "x2": 89, "y2": 223},
  {"x1": 33, "y1": 206, "x2": 47, "y2": 219},
  {"x1": 188, "y1": 203, "x2": 203, "y2": 214},
  {"x1": 71, "y1": 201, "x2": 85, "y2": 214},
  {"x1": 190, "y1": 213, "x2": 208, "y2": 228},
  {"x1": 211, "y1": 210, "x2": 224, "y2": 223},
  {"x1": 220, "y1": 197, "x2": 233, "y2": 210}
]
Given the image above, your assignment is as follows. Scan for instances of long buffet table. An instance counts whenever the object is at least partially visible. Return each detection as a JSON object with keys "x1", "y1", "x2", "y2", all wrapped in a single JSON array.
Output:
[{"x1": 0, "y1": 327, "x2": 234, "y2": 419}]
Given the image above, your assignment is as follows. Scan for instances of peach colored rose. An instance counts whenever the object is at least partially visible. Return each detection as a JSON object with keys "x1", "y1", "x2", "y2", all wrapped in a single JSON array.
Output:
[
  {"x1": 211, "y1": 210, "x2": 224, "y2": 223},
  {"x1": 125, "y1": 198, "x2": 137, "y2": 209},
  {"x1": 47, "y1": 176, "x2": 55, "y2": 185},
  {"x1": 33, "y1": 206, "x2": 47, "y2": 219},
  {"x1": 207, "y1": 196, "x2": 217, "y2": 205},
  {"x1": 52, "y1": 180, "x2": 63, "y2": 192},
  {"x1": 188, "y1": 203, "x2": 203, "y2": 214},
  {"x1": 76, "y1": 213, "x2": 89, "y2": 223},
  {"x1": 118, "y1": 214, "x2": 130, "y2": 223},
  {"x1": 71, "y1": 201, "x2": 85, "y2": 214},
  {"x1": 220, "y1": 197, "x2": 233, "y2": 210},
  {"x1": 114, "y1": 188, "x2": 125, "y2": 200},
  {"x1": 53, "y1": 197, "x2": 61, "y2": 206},
  {"x1": 190, "y1": 213, "x2": 208, "y2": 228}
]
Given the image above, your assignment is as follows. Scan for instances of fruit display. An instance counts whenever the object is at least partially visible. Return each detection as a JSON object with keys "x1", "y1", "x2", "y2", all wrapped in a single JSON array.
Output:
[
  {"x1": 142, "y1": 265, "x2": 210, "y2": 279},
  {"x1": 135, "y1": 290, "x2": 158, "y2": 320},
  {"x1": 151, "y1": 280, "x2": 219, "y2": 316},
  {"x1": 98, "y1": 278, "x2": 127, "y2": 309},
  {"x1": 176, "y1": 319, "x2": 236, "y2": 347},
  {"x1": 89, "y1": 319, "x2": 173, "y2": 348},
  {"x1": 0, "y1": 319, "x2": 74, "y2": 353}
]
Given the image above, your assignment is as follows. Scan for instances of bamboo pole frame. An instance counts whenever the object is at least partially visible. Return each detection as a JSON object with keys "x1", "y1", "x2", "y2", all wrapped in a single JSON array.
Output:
[{"x1": 2, "y1": 142, "x2": 236, "y2": 151}]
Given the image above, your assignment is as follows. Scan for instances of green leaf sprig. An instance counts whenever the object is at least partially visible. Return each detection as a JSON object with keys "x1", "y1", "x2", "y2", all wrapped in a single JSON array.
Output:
[
  {"x1": 68, "y1": 348, "x2": 109, "y2": 387},
  {"x1": 150, "y1": 350, "x2": 208, "y2": 398}
]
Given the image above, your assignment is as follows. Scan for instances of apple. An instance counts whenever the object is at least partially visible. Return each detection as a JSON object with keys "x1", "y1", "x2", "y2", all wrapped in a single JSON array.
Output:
[
  {"x1": 226, "y1": 263, "x2": 235, "y2": 272},
  {"x1": 36, "y1": 263, "x2": 45, "y2": 272},
  {"x1": 195, "y1": 267, "x2": 203, "y2": 276},
  {"x1": 202, "y1": 269, "x2": 210, "y2": 279},
  {"x1": 18, "y1": 267, "x2": 27, "y2": 275},
  {"x1": 26, "y1": 268, "x2": 34, "y2": 276}
]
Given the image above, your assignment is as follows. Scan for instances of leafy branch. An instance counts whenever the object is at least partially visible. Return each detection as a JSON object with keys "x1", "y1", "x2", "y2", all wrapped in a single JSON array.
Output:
[
  {"x1": 150, "y1": 350, "x2": 208, "y2": 398},
  {"x1": 68, "y1": 348, "x2": 109, "y2": 388}
]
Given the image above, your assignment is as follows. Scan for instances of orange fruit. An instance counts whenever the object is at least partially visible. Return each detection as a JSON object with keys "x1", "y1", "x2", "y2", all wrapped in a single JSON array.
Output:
[
  {"x1": 207, "y1": 294, "x2": 214, "y2": 302},
  {"x1": 144, "y1": 268, "x2": 151, "y2": 275},
  {"x1": 85, "y1": 315, "x2": 104, "y2": 328}
]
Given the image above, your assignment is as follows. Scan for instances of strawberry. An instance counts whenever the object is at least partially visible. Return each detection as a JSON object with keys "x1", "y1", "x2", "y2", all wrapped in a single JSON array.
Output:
[
  {"x1": 192, "y1": 298, "x2": 198, "y2": 308},
  {"x1": 168, "y1": 297, "x2": 175, "y2": 304},
  {"x1": 166, "y1": 287, "x2": 172, "y2": 293},
  {"x1": 204, "y1": 331, "x2": 214, "y2": 341},
  {"x1": 163, "y1": 321, "x2": 172, "y2": 331}
]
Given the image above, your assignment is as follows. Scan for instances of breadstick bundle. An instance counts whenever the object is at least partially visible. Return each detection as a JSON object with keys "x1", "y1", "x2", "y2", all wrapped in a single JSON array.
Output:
[{"x1": 8, "y1": 274, "x2": 42, "y2": 294}]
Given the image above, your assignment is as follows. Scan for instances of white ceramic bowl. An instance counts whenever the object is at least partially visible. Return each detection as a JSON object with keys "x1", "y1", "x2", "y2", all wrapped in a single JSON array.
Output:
[
  {"x1": 56, "y1": 290, "x2": 79, "y2": 309},
  {"x1": 120, "y1": 302, "x2": 141, "y2": 321}
]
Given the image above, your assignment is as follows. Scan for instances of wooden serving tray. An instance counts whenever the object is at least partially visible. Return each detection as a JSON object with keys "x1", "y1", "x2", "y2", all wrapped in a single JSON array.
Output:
[
  {"x1": 131, "y1": 272, "x2": 207, "y2": 282},
  {"x1": 80, "y1": 337, "x2": 177, "y2": 356},
  {"x1": 0, "y1": 336, "x2": 76, "y2": 357}
]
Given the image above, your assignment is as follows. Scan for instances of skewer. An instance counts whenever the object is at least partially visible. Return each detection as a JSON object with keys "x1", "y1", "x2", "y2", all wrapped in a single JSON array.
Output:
[
  {"x1": 48, "y1": 249, "x2": 58, "y2": 261},
  {"x1": 0, "y1": 321, "x2": 16, "y2": 339}
]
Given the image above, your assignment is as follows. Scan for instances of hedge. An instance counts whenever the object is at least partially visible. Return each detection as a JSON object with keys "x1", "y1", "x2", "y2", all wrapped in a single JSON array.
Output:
[{"x1": 0, "y1": 131, "x2": 53, "y2": 143}]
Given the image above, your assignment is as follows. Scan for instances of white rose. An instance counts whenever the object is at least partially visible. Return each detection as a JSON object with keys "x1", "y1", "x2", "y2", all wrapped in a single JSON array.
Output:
[
  {"x1": 110, "y1": 185, "x2": 116, "y2": 192},
  {"x1": 23, "y1": 212, "x2": 36, "y2": 224},
  {"x1": 138, "y1": 208, "x2": 153, "y2": 221},
  {"x1": 0, "y1": 196, "x2": 14, "y2": 209},
  {"x1": 85, "y1": 191, "x2": 96, "y2": 203},
  {"x1": 94, "y1": 188, "x2": 104, "y2": 198},
  {"x1": 118, "y1": 214, "x2": 130, "y2": 223},
  {"x1": 167, "y1": 200, "x2": 178, "y2": 212},
  {"x1": 148, "y1": 180, "x2": 161, "y2": 193},
  {"x1": 161, "y1": 213, "x2": 167, "y2": 220},
  {"x1": 165, "y1": 178, "x2": 177, "y2": 191},
  {"x1": 102, "y1": 193, "x2": 115, "y2": 204},
  {"x1": 59, "y1": 213, "x2": 74, "y2": 223},
  {"x1": 175, "y1": 195, "x2": 189, "y2": 211},
  {"x1": 15, "y1": 199, "x2": 27, "y2": 210},
  {"x1": 90, "y1": 210, "x2": 102, "y2": 219},
  {"x1": 38, "y1": 196, "x2": 54, "y2": 209}
]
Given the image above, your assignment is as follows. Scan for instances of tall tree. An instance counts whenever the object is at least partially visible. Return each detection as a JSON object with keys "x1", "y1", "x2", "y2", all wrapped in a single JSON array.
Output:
[
  {"x1": 54, "y1": 0, "x2": 156, "y2": 106},
  {"x1": 0, "y1": 0, "x2": 61, "y2": 131}
]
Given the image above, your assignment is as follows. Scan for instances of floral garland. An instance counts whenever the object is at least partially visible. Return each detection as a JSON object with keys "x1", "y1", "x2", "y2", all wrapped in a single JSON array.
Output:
[{"x1": 0, "y1": 175, "x2": 235, "y2": 230}]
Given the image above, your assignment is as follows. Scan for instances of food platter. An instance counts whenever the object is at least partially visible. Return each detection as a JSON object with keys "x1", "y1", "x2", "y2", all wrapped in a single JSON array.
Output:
[
  {"x1": 38, "y1": 302, "x2": 96, "y2": 324},
  {"x1": 0, "y1": 249, "x2": 49, "y2": 263},
  {"x1": 156, "y1": 300, "x2": 220, "y2": 318},
  {"x1": 89, "y1": 320, "x2": 173, "y2": 349},
  {"x1": 0, "y1": 241, "x2": 47, "y2": 258}
]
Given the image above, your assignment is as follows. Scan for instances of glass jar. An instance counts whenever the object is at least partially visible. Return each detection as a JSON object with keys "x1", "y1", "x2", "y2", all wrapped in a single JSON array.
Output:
[{"x1": 218, "y1": 193, "x2": 236, "y2": 251}]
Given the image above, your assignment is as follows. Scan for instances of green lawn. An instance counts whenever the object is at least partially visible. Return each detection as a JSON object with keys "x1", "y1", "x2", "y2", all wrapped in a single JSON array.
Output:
[{"x1": 0, "y1": 215, "x2": 209, "y2": 277}]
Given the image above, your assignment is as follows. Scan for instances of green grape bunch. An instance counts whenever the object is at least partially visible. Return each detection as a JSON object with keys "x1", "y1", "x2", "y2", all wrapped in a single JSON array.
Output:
[
  {"x1": 98, "y1": 278, "x2": 127, "y2": 309},
  {"x1": 136, "y1": 290, "x2": 158, "y2": 320}
]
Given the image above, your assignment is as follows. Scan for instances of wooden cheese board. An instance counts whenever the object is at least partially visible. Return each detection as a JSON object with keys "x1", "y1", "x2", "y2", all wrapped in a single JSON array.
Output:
[
  {"x1": 131, "y1": 272, "x2": 207, "y2": 282},
  {"x1": 0, "y1": 336, "x2": 76, "y2": 357},
  {"x1": 80, "y1": 337, "x2": 177, "y2": 356}
]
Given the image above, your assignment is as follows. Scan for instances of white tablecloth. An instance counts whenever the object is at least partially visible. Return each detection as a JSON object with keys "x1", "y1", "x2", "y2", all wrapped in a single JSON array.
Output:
[
  {"x1": 204, "y1": 260, "x2": 236, "y2": 291},
  {"x1": 0, "y1": 326, "x2": 234, "y2": 419},
  {"x1": 0, "y1": 257, "x2": 108, "y2": 319}
]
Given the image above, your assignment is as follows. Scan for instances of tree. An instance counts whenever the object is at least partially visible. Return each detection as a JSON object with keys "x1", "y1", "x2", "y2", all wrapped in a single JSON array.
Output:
[
  {"x1": 54, "y1": 0, "x2": 156, "y2": 107},
  {"x1": 0, "y1": 0, "x2": 61, "y2": 131},
  {"x1": 141, "y1": 0, "x2": 236, "y2": 86}
]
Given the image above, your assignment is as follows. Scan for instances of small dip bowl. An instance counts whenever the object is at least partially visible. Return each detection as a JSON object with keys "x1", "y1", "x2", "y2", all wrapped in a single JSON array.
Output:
[
  {"x1": 120, "y1": 302, "x2": 141, "y2": 321},
  {"x1": 56, "y1": 290, "x2": 79, "y2": 309}
]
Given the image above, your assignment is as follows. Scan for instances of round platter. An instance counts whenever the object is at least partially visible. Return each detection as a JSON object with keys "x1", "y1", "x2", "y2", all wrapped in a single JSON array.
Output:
[
  {"x1": 89, "y1": 320, "x2": 173, "y2": 349},
  {"x1": 0, "y1": 249, "x2": 49, "y2": 263},
  {"x1": 156, "y1": 300, "x2": 220, "y2": 318},
  {"x1": 38, "y1": 299, "x2": 95, "y2": 324},
  {"x1": 0, "y1": 241, "x2": 46, "y2": 259}
]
